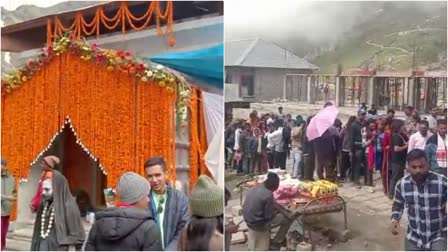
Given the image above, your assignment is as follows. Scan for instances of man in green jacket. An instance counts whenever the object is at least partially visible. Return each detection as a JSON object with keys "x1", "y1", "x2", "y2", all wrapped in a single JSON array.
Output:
[{"x1": 1, "y1": 158, "x2": 16, "y2": 250}]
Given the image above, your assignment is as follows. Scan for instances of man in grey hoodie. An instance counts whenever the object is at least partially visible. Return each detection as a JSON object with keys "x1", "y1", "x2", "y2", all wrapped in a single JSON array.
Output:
[{"x1": 85, "y1": 172, "x2": 162, "y2": 251}]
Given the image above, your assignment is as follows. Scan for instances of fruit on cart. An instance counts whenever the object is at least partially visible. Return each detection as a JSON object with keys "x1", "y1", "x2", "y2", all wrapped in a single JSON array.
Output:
[
  {"x1": 300, "y1": 180, "x2": 338, "y2": 198},
  {"x1": 246, "y1": 180, "x2": 257, "y2": 187}
]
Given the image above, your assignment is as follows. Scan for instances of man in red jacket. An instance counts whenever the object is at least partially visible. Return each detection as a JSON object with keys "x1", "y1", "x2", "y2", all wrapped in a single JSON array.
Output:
[{"x1": 30, "y1": 156, "x2": 60, "y2": 213}]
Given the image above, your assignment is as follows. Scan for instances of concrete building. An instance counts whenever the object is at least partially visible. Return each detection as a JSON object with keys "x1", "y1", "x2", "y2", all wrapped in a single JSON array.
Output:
[{"x1": 225, "y1": 38, "x2": 318, "y2": 102}]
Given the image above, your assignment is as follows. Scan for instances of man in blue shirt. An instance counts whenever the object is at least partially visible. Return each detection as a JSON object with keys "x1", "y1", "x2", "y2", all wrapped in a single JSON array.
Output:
[
  {"x1": 391, "y1": 149, "x2": 447, "y2": 251},
  {"x1": 145, "y1": 157, "x2": 189, "y2": 251}
]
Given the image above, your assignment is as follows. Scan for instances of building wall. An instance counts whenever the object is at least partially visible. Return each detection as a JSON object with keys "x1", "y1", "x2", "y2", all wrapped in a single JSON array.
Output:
[{"x1": 225, "y1": 66, "x2": 313, "y2": 101}]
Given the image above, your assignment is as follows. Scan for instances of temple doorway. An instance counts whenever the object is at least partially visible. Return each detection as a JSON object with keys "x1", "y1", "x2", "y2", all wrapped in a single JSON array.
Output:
[{"x1": 33, "y1": 119, "x2": 107, "y2": 216}]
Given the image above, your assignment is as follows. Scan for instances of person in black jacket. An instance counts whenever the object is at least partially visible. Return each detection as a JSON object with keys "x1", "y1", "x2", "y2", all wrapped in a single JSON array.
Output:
[
  {"x1": 351, "y1": 109, "x2": 367, "y2": 188},
  {"x1": 241, "y1": 123, "x2": 255, "y2": 174},
  {"x1": 225, "y1": 122, "x2": 237, "y2": 169},
  {"x1": 303, "y1": 116, "x2": 315, "y2": 181},
  {"x1": 313, "y1": 125, "x2": 341, "y2": 183},
  {"x1": 85, "y1": 172, "x2": 162, "y2": 251}
]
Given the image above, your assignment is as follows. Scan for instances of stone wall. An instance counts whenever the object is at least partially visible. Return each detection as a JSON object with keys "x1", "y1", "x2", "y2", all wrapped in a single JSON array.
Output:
[{"x1": 232, "y1": 102, "x2": 406, "y2": 123}]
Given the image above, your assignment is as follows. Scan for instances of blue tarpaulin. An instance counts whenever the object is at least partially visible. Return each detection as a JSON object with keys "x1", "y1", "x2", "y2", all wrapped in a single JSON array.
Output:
[{"x1": 147, "y1": 44, "x2": 223, "y2": 90}]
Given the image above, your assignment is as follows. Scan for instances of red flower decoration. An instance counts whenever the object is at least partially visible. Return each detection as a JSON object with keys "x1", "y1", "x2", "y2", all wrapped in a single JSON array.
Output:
[
  {"x1": 125, "y1": 51, "x2": 131, "y2": 56},
  {"x1": 117, "y1": 50, "x2": 123, "y2": 56},
  {"x1": 137, "y1": 64, "x2": 144, "y2": 70},
  {"x1": 92, "y1": 43, "x2": 98, "y2": 48},
  {"x1": 26, "y1": 59, "x2": 35, "y2": 66},
  {"x1": 69, "y1": 34, "x2": 75, "y2": 40}
]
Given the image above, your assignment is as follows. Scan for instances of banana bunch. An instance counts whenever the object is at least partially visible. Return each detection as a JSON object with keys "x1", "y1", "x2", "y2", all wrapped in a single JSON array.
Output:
[{"x1": 302, "y1": 180, "x2": 338, "y2": 198}]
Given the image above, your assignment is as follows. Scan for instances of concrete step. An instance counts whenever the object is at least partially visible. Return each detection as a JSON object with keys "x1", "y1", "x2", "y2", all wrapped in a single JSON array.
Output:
[{"x1": 5, "y1": 238, "x2": 30, "y2": 251}]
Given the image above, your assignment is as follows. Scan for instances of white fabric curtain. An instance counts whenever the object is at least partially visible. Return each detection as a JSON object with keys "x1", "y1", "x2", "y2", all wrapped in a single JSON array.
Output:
[
  {"x1": 202, "y1": 92, "x2": 224, "y2": 144},
  {"x1": 201, "y1": 91, "x2": 224, "y2": 187},
  {"x1": 204, "y1": 127, "x2": 224, "y2": 188}
]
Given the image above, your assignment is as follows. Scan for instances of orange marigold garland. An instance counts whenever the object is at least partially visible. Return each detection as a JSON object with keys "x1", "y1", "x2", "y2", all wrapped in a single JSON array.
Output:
[
  {"x1": 198, "y1": 90, "x2": 211, "y2": 177},
  {"x1": 188, "y1": 87, "x2": 211, "y2": 190},
  {"x1": 47, "y1": 1, "x2": 175, "y2": 47},
  {"x1": 1, "y1": 35, "x2": 184, "y2": 192},
  {"x1": 189, "y1": 87, "x2": 200, "y2": 190}
]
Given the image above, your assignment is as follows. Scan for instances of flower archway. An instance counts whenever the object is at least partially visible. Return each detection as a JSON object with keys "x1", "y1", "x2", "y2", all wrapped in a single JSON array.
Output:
[{"x1": 1, "y1": 36, "x2": 184, "y2": 188}]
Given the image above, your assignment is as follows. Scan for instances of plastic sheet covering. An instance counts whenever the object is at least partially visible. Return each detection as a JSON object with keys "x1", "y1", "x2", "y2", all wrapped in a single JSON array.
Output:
[
  {"x1": 149, "y1": 44, "x2": 223, "y2": 89},
  {"x1": 202, "y1": 91, "x2": 224, "y2": 144},
  {"x1": 204, "y1": 127, "x2": 224, "y2": 188}
]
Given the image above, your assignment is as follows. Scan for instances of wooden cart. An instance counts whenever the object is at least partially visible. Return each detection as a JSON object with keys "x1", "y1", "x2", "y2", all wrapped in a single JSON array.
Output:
[{"x1": 286, "y1": 195, "x2": 347, "y2": 243}]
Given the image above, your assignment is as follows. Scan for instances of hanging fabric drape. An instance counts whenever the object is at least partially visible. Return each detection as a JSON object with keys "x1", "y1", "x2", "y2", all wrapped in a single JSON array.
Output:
[
  {"x1": 148, "y1": 44, "x2": 224, "y2": 89},
  {"x1": 201, "y1": 91, "x2": 224, "y2": 144},
  {"x1": 204, "y1": 127, "x2": 224, "y2": 188}
]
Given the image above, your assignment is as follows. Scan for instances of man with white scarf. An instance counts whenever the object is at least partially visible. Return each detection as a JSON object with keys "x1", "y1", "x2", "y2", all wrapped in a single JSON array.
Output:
[{"x1": 425, "y1": 119, "x2": 447, "y2": 177}]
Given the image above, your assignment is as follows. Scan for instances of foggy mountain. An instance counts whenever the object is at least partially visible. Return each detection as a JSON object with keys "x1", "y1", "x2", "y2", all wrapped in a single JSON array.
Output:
[
  {"x1": 225, "y1": 1, "x2": 447, "y2": 73},
  {"x1": 1, "y1": 1, "x2": 101, "y2": 26}
]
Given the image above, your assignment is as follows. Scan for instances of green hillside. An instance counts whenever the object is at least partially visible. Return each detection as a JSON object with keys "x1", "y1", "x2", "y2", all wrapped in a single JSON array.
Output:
[{"x1": 309, "y1": 2, "x2": 447, "y2": 73}]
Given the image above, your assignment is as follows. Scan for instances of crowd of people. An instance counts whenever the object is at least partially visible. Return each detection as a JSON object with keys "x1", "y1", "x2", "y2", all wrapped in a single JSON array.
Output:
[
  {"x1": 225, "y1": 104, "x2": 447, "y2": 196},
  {"x1": 226, "y1": 103, "x2": 447, "y2": 251},
  {"x1": 1, "y1": 156, "x2": 224, "y2": 251}
]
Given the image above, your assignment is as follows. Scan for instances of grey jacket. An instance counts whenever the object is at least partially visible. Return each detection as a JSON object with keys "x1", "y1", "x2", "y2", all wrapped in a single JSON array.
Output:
[
  {"x1": 85, "y1": 207, "x2": 162, "y2": 251},
  {"x1": 242, "y1": 184, "x2": 274, "y2": 231},
  {"x1": 1, "y1": 173, "x2": 16, "y2": 216},
  {"x1": 149, "y1": 184, "x2": 189, "y2": 251}
]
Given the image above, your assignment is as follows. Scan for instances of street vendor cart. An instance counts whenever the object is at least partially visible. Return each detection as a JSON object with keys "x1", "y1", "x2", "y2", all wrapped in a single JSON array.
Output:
[
  {"x1": 238, "y1": 174, "x2": 348, "y2": 245},
  {"x1": 286, "y1": 195, "x2": 347, "y2": 243}
]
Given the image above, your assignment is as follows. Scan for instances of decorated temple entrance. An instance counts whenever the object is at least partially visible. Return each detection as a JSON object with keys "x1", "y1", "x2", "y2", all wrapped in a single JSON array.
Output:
[{"x1": 28, "y1": 118, "x2": 107, "y2": 217}]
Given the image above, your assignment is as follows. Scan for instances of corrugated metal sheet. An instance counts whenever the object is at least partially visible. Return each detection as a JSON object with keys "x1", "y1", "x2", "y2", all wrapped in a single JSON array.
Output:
[{"x1": 225, "y1": 38, "x2": 319, "y2": 70}]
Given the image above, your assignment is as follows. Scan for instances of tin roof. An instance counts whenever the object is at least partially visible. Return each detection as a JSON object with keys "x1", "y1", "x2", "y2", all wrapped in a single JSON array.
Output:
[{"x1": 225, "y1": 38, "x2": 318, "y2": 70}]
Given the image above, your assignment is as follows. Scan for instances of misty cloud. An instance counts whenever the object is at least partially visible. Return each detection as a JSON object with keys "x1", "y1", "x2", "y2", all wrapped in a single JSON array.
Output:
[{"x1": 225, "y1": 1, "x2": 447, "y2": 45}]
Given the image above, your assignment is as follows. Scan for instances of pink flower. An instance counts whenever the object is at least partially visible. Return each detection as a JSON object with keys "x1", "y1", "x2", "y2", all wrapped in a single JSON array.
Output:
[{"x1": 27, "y1": 59, "x2": 35, "y2": 66}]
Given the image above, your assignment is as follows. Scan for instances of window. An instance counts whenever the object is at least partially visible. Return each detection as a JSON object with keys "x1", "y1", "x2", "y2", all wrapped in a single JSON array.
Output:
[
  {"x1": 225, "y1": 74, "x2": 232, "y2": 83},
  {"x1": 241, "y1": 75, "x2": 254, "y2": 96}
]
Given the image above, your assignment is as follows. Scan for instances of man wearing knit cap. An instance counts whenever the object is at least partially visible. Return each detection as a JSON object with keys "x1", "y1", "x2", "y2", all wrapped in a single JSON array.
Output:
[
  {"x1": 1, "y1": 158, "x2": 16, "y2": 250},
  {"x1": 243, "y1": 172, "x2": 293, "y2": 250},
  {"x1": 30, "y1": 155, "x2": 61, "y2": 212},
  {"x1": 178, "y1": 175, "x2": 224, "y2": 251},
  {"x1": 144, "y1": 157, "x2": 189, "y2": 251},
  {"x1": 85, "y1": 172, "x2": 162, "y2": 251}
]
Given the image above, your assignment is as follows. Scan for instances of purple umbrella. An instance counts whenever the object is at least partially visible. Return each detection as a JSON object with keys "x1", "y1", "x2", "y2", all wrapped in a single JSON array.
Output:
[{"x1": 306, "y1": 105, "x2": 339, "y2": 141}]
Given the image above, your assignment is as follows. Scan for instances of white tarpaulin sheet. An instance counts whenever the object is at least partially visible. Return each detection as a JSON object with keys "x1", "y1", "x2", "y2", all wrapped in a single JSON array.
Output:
[
  {"x1": 202, "y1": 91, "x2": 224, "y2": 187},
  {"x1": 202, "y1": 92, "x2": 224, "y2": 144},
  {"x1": 204, "y1": 127, "x2": 224, "y2": 188}
]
